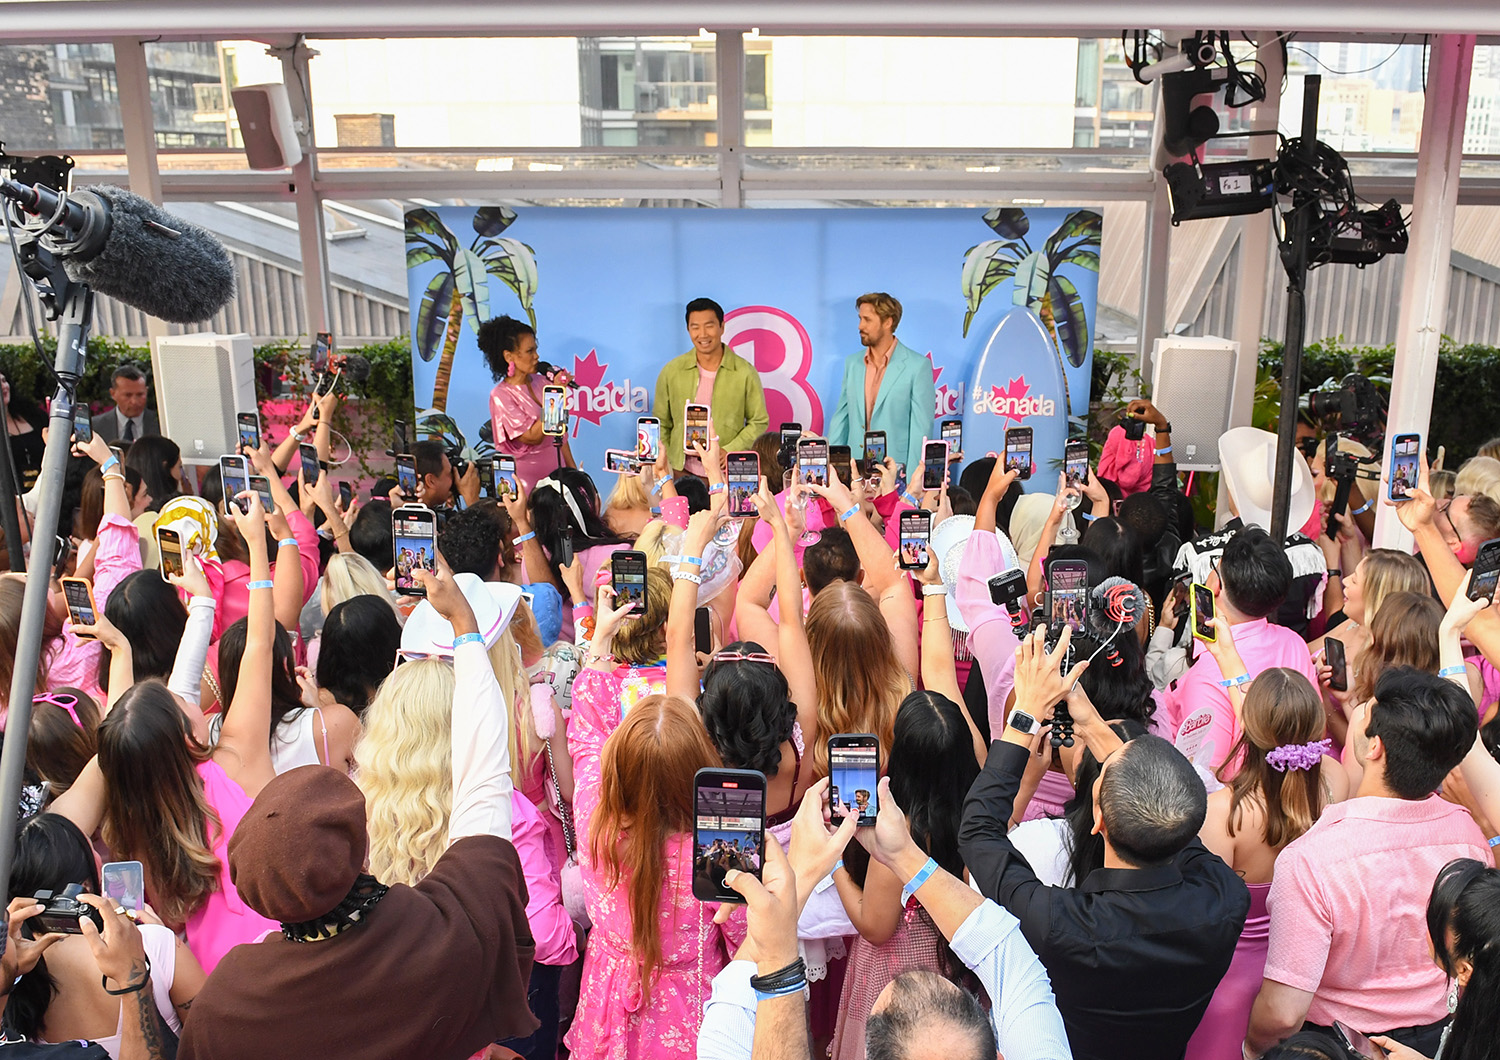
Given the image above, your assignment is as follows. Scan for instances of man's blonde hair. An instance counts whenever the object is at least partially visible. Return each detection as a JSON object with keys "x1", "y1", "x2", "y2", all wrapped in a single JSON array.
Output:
[{"x1": 856, "y1": 292, "x2": 902, "y2": 330}]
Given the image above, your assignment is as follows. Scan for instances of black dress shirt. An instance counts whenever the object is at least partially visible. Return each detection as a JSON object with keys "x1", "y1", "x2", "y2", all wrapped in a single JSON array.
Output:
[{"x1": 960, "y1": 739, "x2": 1249, "y2": 1060}]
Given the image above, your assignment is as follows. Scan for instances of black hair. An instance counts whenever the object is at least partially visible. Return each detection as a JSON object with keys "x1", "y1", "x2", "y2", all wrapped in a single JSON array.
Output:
[
  {"x1": 1260, "y1": 1032, "x2": 1348, "y2": 1060},
  {"x1": 865, "y1": 971, "x2": 995, "y2": 1060},
  {"x1": 1219, "y1": 526, "x2": 1292, "y2": 619},
  {"x1": 1098, "y1": 733, "x2": 1207, "y2": 867},
  {"x1": 111, "y1": 363, "x2": 147, "y2": 386},
  {"x1": 476, "y1": 314, "x2": 536, "y2": 383},
  {"x1": 684, "y1": 297, "x2": 725, "y2": 325},
  {"x1": 957, "y1": 457, "x2": 1024, "y2": 536},
  {"x1": 947, "y1": 486, "x2": 976, "y2": 518},
  {"x1": 410, "y1": 439, "x2": 448, "y2": 484},
  {"x1": 698, "y1": 641, "x2": 796, "y2": 777},
  {"x1": 1, "y1": 371, "x2": 45, "y2": 429},
  {"x1": 1076, "y1": 627, "x2": 1156, "y2": 726},
  {"x1": 1043, "y1": 544, "x2": 1104, "y2": 589},
  {"x1": 1060, "y1": 718, "x2": 1149, "y2": 886},
  {"x1": 1081, "y1": 517, "x2": 1145, "y2": 586},
  {"x1": 123, "y1": 435, "x2": 182, "y2": 512},
  {"x1": 674, "y1": 475, "x2": 710, "y2": 515},
  {"x1": 888, "y1": 691, "x2": 981, "y2": 882},
  {"x1": 4, "y1": 813, "x2": 101, "y2": 1040},
  {"x1": 218, "y1": 617, "x2": 304, "y2": 735},
  {"x1": 439, "y1": 504, "x2": 503, "y2": 580},
  {"x1": 1165, "y1": 489, "x2": 1197, "y2": 543},
  {"x1": 101, "y1": 569, "x2": 188, "y2": 690},
  {"x1": 528, "y1": 468, "x2": 627, "y2": 586},
  {"x1": 317, "y1": 596, "x2": 401, "y2": 717},
  {"x1": 1427, "y1": 858, "x2": 1500, "y2": 1060},
  {"x1": 1367, "y1": 667, "x2": 1479, "y2": 800},
  {"x1": 350, "y1": 499, "x2": 394, "y2": 571},
  {"x1": 1481, "y1": 716, "x2": 1500, "y2": 762},
  {"x1": 1119, "y1": 491, "x2": 1169, "y2": 550},
  {"x1": 803, "y1": 527, "x2": 858, "y2": 595}
]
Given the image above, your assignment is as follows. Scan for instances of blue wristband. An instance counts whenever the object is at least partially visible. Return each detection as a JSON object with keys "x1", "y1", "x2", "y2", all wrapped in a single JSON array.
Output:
[
  {"x1": 901, "y1": 492, "x2": 920, "y2": 508},
  {"x1": 753, "y1": 979, "x2": 807, "y2": 1003},
  {"x1": 652, "y1": 475, "x2": 672, "y2": 496},
  {"x1": 902, "y1": 856, "x2": 939, "y2": 905},
  {"x1": 572, "y1": 600, "x2": 593, "y2": 610},
  {"x1": 1080, "y1": 511, "x2": 1097, "y2": 522},
  {"x1": 1489, "y1": 835, "x2": 1500, "y2": 849},
  {"x1": 1155, "y1": 444, "x2": 1172, "y2": 456},
  {"x1": 680, "y1": 555, "x2": 703, "y2": 566},
  {"x1": 1439, "y1": 665, "x2": 1467, "y2": 678},
  {"x1": 99, "y1": 455, "x2": 120, "y2": 474},
  {"x1": 1218, "y1": 673, "x2": 1253, "y2": 688},
  {"x1": 709, "y1": 483, "x2": 726, "y2": 495},
  {"x1": 453, "y1": 632, "x2": 484, "y2": 648},
  {"x1": 838, "y1": 503, "x2": 861, "y2": 523},
  {"x1": 513, "y1": 531, "x2": 535, "y2": 546},
  {"x1": 247, "y1": 579, "x2": 274, "y2": 591},
  {"x1": 277, "y1": 537, "x2": 298, "y2": 550},
  {"x1": 1351, "y1": 498, "x2": 1374, "y2": 515}
]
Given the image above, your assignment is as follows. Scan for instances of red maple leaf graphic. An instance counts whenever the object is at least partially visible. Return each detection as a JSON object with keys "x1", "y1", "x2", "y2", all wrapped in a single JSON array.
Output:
[
  {"x1": 568, "y1": 349, "x2": 611, "y2": 432},
  {"x1": 990, "y1": 377, "x2": 1031, "y2": 425}
]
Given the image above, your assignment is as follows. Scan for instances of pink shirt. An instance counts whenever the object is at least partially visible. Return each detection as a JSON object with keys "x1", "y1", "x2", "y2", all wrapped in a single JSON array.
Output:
[
  {"x1": 953, "y1": 530, "x2": 1023, "y2": 722},
  {"x1": 203, "y1": 509, "x2": 320, "y2": 641},
  {"x1": 682, "y1": 367, "x2": 717, "y2": 477},
  {"x1": 510, "y1": 789, "x2": 578, "y2": 967},
  {"x1": 1163, "y1": 618, "x2": 1318, "y2": 773},
  {"x1": 490, "y1": 377, "x2": 558, "y2": 493},
  {"x1": 183, "y1": 759, "x2": 279, "y2": 973},
  {"x1": 1096, "y1": 424, "x2": 1155, "y2": 497},
  {"x1": 1265, "y1": 795, "x2": 1491, "y2": 1031}
]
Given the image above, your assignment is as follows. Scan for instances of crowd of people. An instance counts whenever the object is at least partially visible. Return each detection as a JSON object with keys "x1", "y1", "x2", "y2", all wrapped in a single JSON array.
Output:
[{"x1": 0, "y1": 301, "x2": 1497, "y2": 1060}]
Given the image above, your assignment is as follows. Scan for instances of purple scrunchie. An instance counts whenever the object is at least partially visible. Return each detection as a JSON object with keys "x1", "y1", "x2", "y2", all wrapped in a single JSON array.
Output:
[{"x1": 1265, "y1": 738, "x2": 1332, "y2": 772}]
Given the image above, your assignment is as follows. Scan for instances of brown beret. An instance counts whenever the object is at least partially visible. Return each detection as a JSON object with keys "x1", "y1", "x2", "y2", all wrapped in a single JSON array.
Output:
[{"x1": 228, "y1": 765, "x2": 367, "y2": 924}]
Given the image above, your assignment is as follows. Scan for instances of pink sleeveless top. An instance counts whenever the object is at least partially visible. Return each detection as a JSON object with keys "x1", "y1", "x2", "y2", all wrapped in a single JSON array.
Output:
[{"x1": 184, "y1": 759, "x2": 278, "y2": 974}]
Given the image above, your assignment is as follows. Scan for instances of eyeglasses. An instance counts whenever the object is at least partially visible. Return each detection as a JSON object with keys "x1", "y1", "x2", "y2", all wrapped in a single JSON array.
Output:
[
  {"x1": 34, "y1": 692, "x2": 84, "y2": 729},
  {"x1": 1437, "y1": 500, "x2": 1462, "y2": 543}
]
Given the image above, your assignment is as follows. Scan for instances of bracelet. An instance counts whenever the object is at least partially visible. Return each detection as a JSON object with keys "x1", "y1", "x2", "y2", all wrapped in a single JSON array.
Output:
[
  {"x1": 1326, "y1": 568, "x2": 1342, "y2": 578},
  {"x1": 922, "y1": 584, "x2": 947, "y2": 597},
  {"x1": 1488, "y1": 835, "x2": 1500, "y2": 849},
  {"x1": 1155, "y1": 444, "x2": 1172, "y2": 456},
  {"x1": 673, "y1": 571, "x2": 702, "y2": 585},
  {"x1": 900, "y1": 492, "x2": 920, "y2": 508},
  {"x1": 289, "y1": 426, "x2": 307, "y2": 441},
  {"x1": 277, "y1": 537, "x2": 298, "y2": 550},
  {"x1": 1159, "y1": 421, "x2": 1173, "y2": 434},
  {"x1": 247, "y1": 579, "x2": 274, "y2": 591},
  {"x1": 1217, "y1": 672, "x2": 1253, "y2": 688},
  {"x1": 102, "y1": 472, "x2": 126, "y2": 484},
  {"x1": 513, "y1": 531, "x2": 535, "y2": 546},
  {"x1": 652, "y1": 475, "x2": 672, "y2": 496},
  {"x1": 679, "y1": 555, "x2": 703, "y2": 567},
  {"x1": 1351, "y1": 498, "x2": 1374, "y2": 515},
  {"x1": 453, "y1": 632, "x2": 484, "y2": 648},
  {"x1": 709, "y1": 483, "x2": 726, "y2": 495},
  {"x1": 99, "y1": 455, "x2": 120, "y2": 474},
  {"x1": 901, "y1": 856, "x2": 939, "y2": 905},
  {"x1": 837, "y1": 503, "x2": 861, "y2": 523},
  {"x1": 749, "y1": 957, "x2": 806, "y2": 997},
  {"x1": 833, "y1": 859, "x2": 844, "y2": 874},
  {"x1": 1080, "y1": 512, "x2": 1097, "y2": 522},
  {"x1": 333, "y1": 528, "x2": 350, "y2": 539},
  {"x1": 101, "y1": 956, "x2": 150, "y2": 996},
  {"x1": 1439, "y1": 664, "x2": 1468, "y2": 678},
  {"x1": 572, "y1": 600, "x2": 593, "y2": 610},
  {"x1": 586, "y1": 651, "x2": 615, "y2": 668}
]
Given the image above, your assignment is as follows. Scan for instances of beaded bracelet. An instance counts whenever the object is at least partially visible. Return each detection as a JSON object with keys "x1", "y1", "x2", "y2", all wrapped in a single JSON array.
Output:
[
  {"x1": 901, "y1": 857, "x2": 939, "y2": 905},
  {"x1": 1439, "y1": 664, "x2": 1468, "y2": 678},
  {"x1": 247, "y1": 579, "x2": 274, "y2": 591},
  {"x1": 837, "y1": 503, "x2": 861, "y2": 523},
  {"x1": 454, "y1": 632, "x2": 484, "y2": 648}
]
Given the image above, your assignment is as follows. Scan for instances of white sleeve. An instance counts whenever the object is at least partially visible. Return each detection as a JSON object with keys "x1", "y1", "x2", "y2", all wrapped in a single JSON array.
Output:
[
  {"x1": 950, "y1": 900, "x2": 1073, "y2": 1060},
  {"x1": 696, "y1": 961, "x2": 758, "y2": 1060},
  {"x1": 167, "y1": 596, "x2": 217, "y2": 706},
  {"x1": 449, "y1": 639, "x2": 513, "y2": 843},
  {"x1": 1146, "y1": 623, "x2": 1190, "y2": 691}
]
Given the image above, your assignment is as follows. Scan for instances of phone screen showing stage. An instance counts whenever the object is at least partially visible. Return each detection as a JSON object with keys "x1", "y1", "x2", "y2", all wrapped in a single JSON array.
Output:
[
  {"x1": 1049, "y1": 561, "x2": 1088, "y2": 634},
  {"x1": 726, "y1": 453, "x2": 760, "y2": 517},
  {"x1": 612, "y1": 550, "x2": 648, "y2": 616},
  {"x1": 798, "y1": 439, "x2": 828, "y2": 488},
  {"x1": 693, "y1": 770, "x2": 766, "y2": 902},
  {"x1": 237, "y1": 413, "x2": 260, "y2": 451},
  {"x1": 248, "y1": 475, "x2": 274, "y2": 512},
  {"x1": 220, "y1": 457, "x2": 249, "y2": 514},
  {"x1": 1388, "y1": 433, "x2": 1420, "y2": 500},
  {"x1": 543, "y1": 386, "x2": 568, "y2": 436},
  {"x1": 685, "y1": 403, "x2": 710, "y2": 451},
  {"x1": 922, "y1": 440, "x2": 947, "y2": 490},
  {"x1": 493, "y1": 457, "x2": 517, "y2": 501},
  {"x1": 1005, "y1": 428, "x2": 1033, "y2": 479},
  {"x1": 864, "y1": 431, "x2": 887, "y2": 466},
  {"x1": 158, "y1": 530, "x2": 184, "y2": 579},
  {"x1": 63, "y1": 579, "x2": 96, "y2": 628},
  {"x1": 941, "y1": 419, "x2": 963, "y2": 456},
  {"x1": 829, "y1": 735, "x2": 880, "y2": 825},
  {"x1": 898, "y1": 510, "x2": 931, "y2": 571},
  {"x1": 73, "y1": 412, "x2": 92, "y2": 443},
  {"x1": 1065, "y1": 440, "x2": 1090, "y2": 490},
  {"x1": 604, "y1": 450, "x2": 639, "y2": 475},
  {"x1": 299, "y1": 442, "x2": 321, "y2": 483},
  {"x1": 637, "y1": 417, "x2": 660, "y2": 462},
  {"x1": 392, "y1": 509, "x2": 437, "y2": 596},
  {"x1": 397, "y1": 456, "x2": 418, "y2": 499},
  {"x1": 1192, "y1": 583, "x2": 1216, "y2": 640},
  {"x1": 1469, "y1": 540, "x2": 1500, "y2": 602}
]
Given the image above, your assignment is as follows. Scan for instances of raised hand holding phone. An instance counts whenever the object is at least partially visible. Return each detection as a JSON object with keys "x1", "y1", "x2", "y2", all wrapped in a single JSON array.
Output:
[
  {"x1": 166, "y1": 549, "x2": 212, "y2": 600},
  {"x1": 412, "y1": 553, "x2": 478, "y2": 637}
]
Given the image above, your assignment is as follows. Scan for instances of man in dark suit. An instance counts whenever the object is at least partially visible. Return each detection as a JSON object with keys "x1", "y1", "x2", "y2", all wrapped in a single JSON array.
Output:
[{"x1": 92, "y1": 364, "x2": 158, "y2": 443}]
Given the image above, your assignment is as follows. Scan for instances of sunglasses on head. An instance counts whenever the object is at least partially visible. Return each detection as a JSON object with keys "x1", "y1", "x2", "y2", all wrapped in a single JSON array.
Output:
[
  {"x1": 711, "y1": 649, "x2": 776, "y2": 666},
  {"x1": 34, "y1": 692, "x2": 84, "y2": 729}
]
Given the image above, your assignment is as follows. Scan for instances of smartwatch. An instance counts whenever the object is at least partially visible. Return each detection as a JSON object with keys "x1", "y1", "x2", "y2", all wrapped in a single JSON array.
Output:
[{"x1": 1007, "y1": 709, "x2": 1039, "y2": 736}]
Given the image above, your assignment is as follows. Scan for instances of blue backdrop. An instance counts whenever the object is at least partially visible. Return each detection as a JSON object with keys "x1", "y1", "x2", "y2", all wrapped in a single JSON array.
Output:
[{"x1": 404, "y1": 206, "x2": 1101, "y2": 489}]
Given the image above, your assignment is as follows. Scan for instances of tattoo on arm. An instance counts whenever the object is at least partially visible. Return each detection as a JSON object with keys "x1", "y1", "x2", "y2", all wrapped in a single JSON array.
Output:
[{"x1": 133, "y1": 981, "x2": 167, "y2": 1060}]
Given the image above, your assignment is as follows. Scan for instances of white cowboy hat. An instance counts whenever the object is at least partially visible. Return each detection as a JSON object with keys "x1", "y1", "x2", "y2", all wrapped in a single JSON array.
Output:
[
  {"x1": 931, "y1": 514, "x2": 1021, "y2": 633},
  {"x1": 400, "y1": 573, "x2": 523, "y2": 658},
  {"x1": 1218, "y1": 426, "x2": 1315, "y2": 535}
]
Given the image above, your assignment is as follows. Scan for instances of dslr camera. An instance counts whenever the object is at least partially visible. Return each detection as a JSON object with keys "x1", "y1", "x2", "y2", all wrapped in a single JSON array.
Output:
[
  {"x1": 1305, "y1": 374, "x2": 1386, "y2": 446},
  {"x1": 31, "y1": 884, "x2": 104, "y2": 935}
]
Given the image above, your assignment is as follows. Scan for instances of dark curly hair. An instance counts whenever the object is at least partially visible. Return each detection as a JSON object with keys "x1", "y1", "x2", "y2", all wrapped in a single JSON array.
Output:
[
  {"x1": 477, "y1": 314, "x2": 536, "y2": 382},
  {"x1": 698, "y1": 641, "x2": 798, "y2": 777}
]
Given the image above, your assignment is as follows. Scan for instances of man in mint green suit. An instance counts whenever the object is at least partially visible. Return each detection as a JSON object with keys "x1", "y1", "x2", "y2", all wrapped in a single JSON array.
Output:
[{"x1": 828, "y1": 292, "x2": 936, "y2": 480}]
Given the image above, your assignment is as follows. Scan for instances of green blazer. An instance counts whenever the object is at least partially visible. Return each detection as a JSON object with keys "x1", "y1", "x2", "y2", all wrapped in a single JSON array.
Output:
[{"x1": 652, "y1": 347, "x2": 769, "y2": 471}]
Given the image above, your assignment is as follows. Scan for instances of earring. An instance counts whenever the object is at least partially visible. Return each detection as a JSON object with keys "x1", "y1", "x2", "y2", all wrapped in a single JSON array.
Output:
[{"x1": 1447, "y1": 979, "x2": 1459, "y2": 1014}]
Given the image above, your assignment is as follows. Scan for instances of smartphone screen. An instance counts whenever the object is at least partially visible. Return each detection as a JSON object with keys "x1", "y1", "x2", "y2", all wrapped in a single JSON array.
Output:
[
  {"x1": 780, "y1": 422, "x2": 802, "y2": 451},
  {"x1": 493, "y1": 456, "x2": 517, "y2": 501},
  {"x1": 695, "y1": 606, "x2": 713, "y2": 655},
  {"x1": 1065, "y1": 439, "x2": 1090, "y2": 490},
  {"x1": 1324, "y1": 636, "x2": 1349, "y2": 692},
  {"x1": 726, "y1": 452, "x2": 760, "y2": 517},
  {"x1": 299, "y1": 442, "x2": 321, "y2": 483},
  {"x1": 73, "y1": 410, "x2": 93, "y2": 443},
  {"x1": 693, "y1": 768, "x2": 767, "y2": 903},
  {"x1": 543, "y1": 386, "x2": 568, "y2": 436},
  {"x1": 219, "y1": 455, "x2": 249, "y2": 515},
  {"x1": 1388, "y1": 433, "x2": 1420, "y2": 501},
  {"x1": 1192, "y1": 582, "x2": 1216, "y2": 641},
  {"x1": 61, "y1": 577, "x2": 98, "y2": 636},
  {"x1": 1005, "y1": 427, "x2": 1034, "y2": 480},
  {"x1": 897, "y1": 510, "x2": 931, "y2": 571},
  {"x1": 101, "y1": 860, "x2": 145, "y2": 913},
  {"x1": 396, "y1": 454, "x2": 418, "y2": 499},
  {"x1": 312, "y1": 331, "x2": 333, "y2": 362},
  {"x1": 1049, "y1": 561, "x2": 1088, "y2": 635},
  {"x1": 684, "y1": 403, "x2": 710, "y2": 451},
  {"x1": 158, "y1": 528, "x2": 184, "y2": 579},
  {"x1": 392, "y1": 506, "x2": 437, "y2": 596},
  {"x1": 637, "y1": 417, "x2": 661, "y2": 463},
  {"x1": 941, "y1": 419, "x2": 963, "y2": 456},
  {"x1": 1333, "y1": 1021, "x2": 1382, "y2": 1060},
  {"x1": 797, "y1": 438, "x2": 828, "y2": 488},
  {"x1": 236, "y1": 412, "x2": 260, "y2": 451},
  {"x1": 864, "y1": 430, "x2": 887, "y2": 466},
  {"x1": 1469, "y1": 538, "x2": 1500, "y2": 602},
  {"x1": 339, "y1": 480, "x2": 353, "y2": 509},
  {"x1": 922, "y1": 439, "x2": 948, "y2": 491},
  {"x1": 391, "y1": 419, "x2": 408, "y2": 458},
  {"x1": 604, "y1": 449, "x2": 639, "y2": 475},
  {"x1": 829, "y1": 734, "x2": 880, "y2": 826},
  {"x1": 611, "y1": 550, "x2": 648, "y2": 616},
  {"x1": 248, "y1": 475, "x2": 274, "y2": 512}
]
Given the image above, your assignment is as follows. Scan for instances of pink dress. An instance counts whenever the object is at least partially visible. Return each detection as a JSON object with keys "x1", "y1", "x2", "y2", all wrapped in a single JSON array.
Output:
[
  {"x1": 203, "y1": 508, "x2": 320, "y2": 641},
  {"x1": 830, "y1": 900, "x2": 950, "y2": 1060},
  {"x1": 490, "y1": 377, "x2": 559, "y2": 493},
  {"x1": 1185, "y1": 882, "x2": 1271, "y2": 1060},
  {"x1": 183, "y1": 759, "x2": 279, "y2": 973},
  {"x1": 565, "y1": 669, "x2": 745, "y2": 1059}
]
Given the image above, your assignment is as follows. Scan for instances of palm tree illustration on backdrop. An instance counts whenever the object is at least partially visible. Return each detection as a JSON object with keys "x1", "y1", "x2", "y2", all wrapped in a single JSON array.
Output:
[
  {"x1": 960, "y1": 207, "x2": 1102, "y2": 413},
  {"x1": 404, "y1": 206, "x2": 539, "y2": 412}
]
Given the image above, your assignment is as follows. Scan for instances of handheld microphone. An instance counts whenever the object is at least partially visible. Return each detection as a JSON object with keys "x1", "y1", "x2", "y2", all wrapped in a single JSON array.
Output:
[
  {"x1": 536, "y1": 361, "x2": 578, "y2": 389},
  {"x1": 2, "y1": 181, "x2": 235, "y2": 323}
]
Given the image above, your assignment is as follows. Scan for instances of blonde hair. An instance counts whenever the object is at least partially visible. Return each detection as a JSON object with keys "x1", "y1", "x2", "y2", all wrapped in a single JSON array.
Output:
[
  {"x1": 805, "y1": 581, "x2": 909, "y2": 774},
  {"x1": 1351, "y1": 549, "x2": 1430, "y2": 627},
  {"x1": 1478, "y1": 438, "x2": 1500, "y2": 463},
  {"x1": 634, "y1": 520, "x2": 668, "y2": 566},
  {"x1": 322, "y1": 553, "x2": 401, "y2": 619},
  {"x1": 1429, "y1": 469, "x2": 1458, "y2": 502},
  {"x1": 356, "y1": 659, "x2": 454, "y2": 887},
  {"x1": 606, "y1": 474, "x2": 651, "y2": 517},
  {"x1": 855, "y1": 292, "x2": 903, "y2": 329},
  {"x1": 488, "y1": 627, "x2": 541, "y2": 787},
  {"x1": 608, "y1": 564, "x2": 672, "y2": 666},
  {"x1": 1455, "y1": 456, "x2": 1500, "y2": 506}
]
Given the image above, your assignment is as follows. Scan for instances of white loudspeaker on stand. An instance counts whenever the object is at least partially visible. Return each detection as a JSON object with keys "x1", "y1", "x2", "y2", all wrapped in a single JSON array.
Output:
[
  {"x1": 231, "y1": 83, "x2": 303, "y2": 170},
  {"x1": 1150, "y1": 336, "x2": 1240, "y2": 472},
  {"x1": 151, "y1": 333, "x2": 257, "y2": 465}
]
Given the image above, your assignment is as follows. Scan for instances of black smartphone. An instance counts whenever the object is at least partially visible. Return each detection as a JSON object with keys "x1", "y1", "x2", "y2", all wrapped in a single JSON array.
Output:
[
  {"x1": 474, "y1": 457, "x2": 493, "y2": 497},
  {"x1": 780, "y1": 422, "x2": 802, "y2": 450},
  {"x1": 864, "y1": 430, "x2": 887, "y2": 468},
  {"x1": 1064, "y1": 438, "x2": 1090, "y2": 491},
  {"x1": 543, "y1": 386, "x2": 569, "y2": 437},
  {"x1": 396, "y1": 454, "x2": 418, "y2": 500},
  {"x1": 299, "y1": 442, "x2": 321, "y2": 483},
  {"x1": 338, "y1": 480, "x2": 353, "y2": 509},
  {"x1": 692, "y1": 767, "x2": 767, "y2": 903},
  {"x1": 61, "y1": 577, "x2": 98, "y2": 637},
  {"x1": 1468, "y1": 537, "x2": 1500, "y2": 602},
  {"x1": 1005, "y1": 426, "x2": 1034, "y2": 481},
  {"x1": 1388, "y1": 432, "x2": 1420, "y2": 501},
  {"x1": 684, "y1": 402, "x2": 710, "y2": 451},
  {"x1": 726, "y1": 451, "x2": 760, "y2": 517},
  {"x1": 797, "y1": 438, "x2": 828, "y2": 488},
  {"x1": 557, "y1": 533, "x2": 574, "y2": 569},
  {"x1": 1324, "y1": 636, "x2": 1349, "y2": 692},
  {"x1": 248, "y1": 474, "x2": 274, "y2": 512},
  {"x1": 897, "y1": 509, "x2": 931, "y2": 571},
  {"x1": 73, "y1": 409, "x2": 93, "y2": 443},
  {"x1": 611, "y1": 549, "x2": 648, "y2": 617},
  {"x1": 989, "y1": 568, "x2": 1029, "y2": 609},
  {"x1": 493, "y1": 455, "x2": 517, "y2": 501},
  {"x1": 941, "y1": 419, "x2": 962, "y2": 456},
  {"x1": 157, "y1": 527, "x2": 184, "y2": 579},
  {"x1": 1192, "y1": 582, "x2": 1216, "y2": 642},
  {"x1": 1048, "y1": 559, "x2": 1089, "y2": 637},
  {"x1": 392, "y1": 504, "x2": 438, "y2": 597},
  {"x1": 829, "y1": 445, "x2": 853, "y2": 488},
  {"x1": 1332, "y1": 1020, "x2": 1384, "y2": 1059},
  {"x1": 236, "y1": 411, "x2": 260, "y2": 452},
  {"x1": 695, "y1": 606, "x2": 713, "y2": 655},
  {"x1": 922, "y1": 439, "x2": 948, "y2": 491},
  {"x1": 637, "y1": 416, "x2": 661, "y2": 463},
  {"x1": 219, "y1": 454, "x2": 250, "y2": 515},
  {"x1": 389, "y1": 419, "x2": 408, "y2": 459},
  {"x1": 828, "y1": 733, "x2": 880, "y2": 826}
]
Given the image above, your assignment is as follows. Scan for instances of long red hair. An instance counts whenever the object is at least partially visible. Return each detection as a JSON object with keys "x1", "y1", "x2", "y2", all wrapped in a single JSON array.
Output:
[{"x1": 588, "y1": 694, "x2": 720, "y2": 1001}]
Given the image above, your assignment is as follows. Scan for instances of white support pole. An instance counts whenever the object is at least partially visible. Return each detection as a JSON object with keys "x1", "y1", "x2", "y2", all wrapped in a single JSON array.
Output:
[
  {"x1": 111, "y1": 37, "x2": 167, "y2": 346},
  {"x1": 277, "y1": 39, "x2": 331, "y2": 340},
  {"x1": 1373, "y1": 34, "x2": 1475, "y2": 551},
  {"x1": 715, "y1": 30, "x2": 745, "y2": 209},
  {"x1": 1138, "y1": 177, "x2": 1171, "y2": 381}
]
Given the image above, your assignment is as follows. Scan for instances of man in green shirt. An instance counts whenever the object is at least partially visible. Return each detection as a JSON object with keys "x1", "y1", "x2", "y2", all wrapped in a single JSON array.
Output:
[{"x1": 653, "y1": 297, "x2": 769, "y2": 476}]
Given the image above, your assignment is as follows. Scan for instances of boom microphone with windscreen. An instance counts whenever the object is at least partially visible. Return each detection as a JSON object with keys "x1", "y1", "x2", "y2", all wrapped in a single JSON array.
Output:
[{"x1": 0, "y1": 181, "x2": 235, "y2": 323}]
